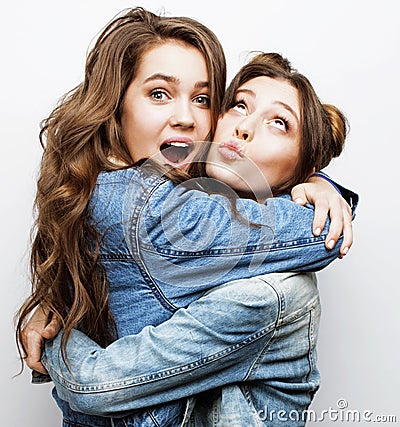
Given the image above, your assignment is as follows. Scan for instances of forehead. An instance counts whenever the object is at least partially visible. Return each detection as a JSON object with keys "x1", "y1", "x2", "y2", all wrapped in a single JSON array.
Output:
[
  {"x1": 136, "y1": 41, "x2": 208, "y2": 81},
  {"x1": 239, "y1": 76, "x2": 299, "y2": 112}
]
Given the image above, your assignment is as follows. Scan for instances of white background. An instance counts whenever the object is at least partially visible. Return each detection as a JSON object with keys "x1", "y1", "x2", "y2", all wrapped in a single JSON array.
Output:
[{"x1": 1, "y1": 0, "x2": 399, "y2": 425}]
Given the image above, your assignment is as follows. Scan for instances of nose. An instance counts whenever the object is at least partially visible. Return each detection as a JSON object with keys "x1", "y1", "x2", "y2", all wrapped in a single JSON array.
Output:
[
  {"x1": 235, "y1": 118, "x2": 253, "y2": 142},
  {"x1": 170, "y1": 100, "x2": 195, "y2": 129}
]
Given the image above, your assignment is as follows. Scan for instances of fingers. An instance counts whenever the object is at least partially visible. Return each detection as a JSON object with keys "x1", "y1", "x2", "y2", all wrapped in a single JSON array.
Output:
[
  {"x1": 42, "y1": 316, "x2": 62, "y2": 339},
  {"x1": 312, "y1": 199, "x2": 329, "y2": 237},
  {"x1": 324, "y1": 198, "x2": 353, "y2": 255},
  {"x1": 24, "y1": 329, "x2": 48, "y2": 374},
  {"x1": 21, "y1": 306, "x2": 53, "y2": 374},
  {"x1": 339, "y1": 205, "x2": 353, "y2": 256},
  {"x1": 291, "y1": 184, "x2": 308, "y2": 206},
  {"x1": 293, "y1": 176, "x2": 354, "y2": 255},
  {"x1": 324, "y1": 197, "x2": 343, "y2": 250}
]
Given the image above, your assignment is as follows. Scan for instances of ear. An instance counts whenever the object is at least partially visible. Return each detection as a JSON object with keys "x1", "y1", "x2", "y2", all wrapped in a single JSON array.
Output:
[{"x1": 306, "y1": 167, "x2": 316, "y2": 179}]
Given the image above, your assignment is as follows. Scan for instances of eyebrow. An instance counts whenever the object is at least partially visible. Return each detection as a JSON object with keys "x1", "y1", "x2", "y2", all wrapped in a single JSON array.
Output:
[
  {"x1": 236, "y1": 88, "x2": 300, "y2": 124},
  {"x1": 273, "y1": 101, "x2": 299, "y2": 125},
  {"x1": 236, "y1": 88, "x2": 254, "y2": 97},
  {"x1": 144, "y1": 73, "x2": 209, "y2": 89},
  {"x1": 144, "y1": 73, "x2": 178, "y2": 84}
]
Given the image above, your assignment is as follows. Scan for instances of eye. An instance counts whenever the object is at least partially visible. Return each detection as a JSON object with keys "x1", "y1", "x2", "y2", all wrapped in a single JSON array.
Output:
[
  {"x1": 232, "y1": 100, "x2": 247, "y2": 115},
  {"x1": 265, "y1": 118, "x2": 288, "y2": 131},
  {"x1": 150, "y1": 89, "x2": 169, "y2": 102},
  {"x1": 193, "y1": 95, "x2": 210, "y2": 107}
]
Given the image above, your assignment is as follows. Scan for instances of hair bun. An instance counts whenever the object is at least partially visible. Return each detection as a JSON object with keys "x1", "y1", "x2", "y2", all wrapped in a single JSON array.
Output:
[{"x1": 323, "y1": 103, "x2": 348, "y2": 160}]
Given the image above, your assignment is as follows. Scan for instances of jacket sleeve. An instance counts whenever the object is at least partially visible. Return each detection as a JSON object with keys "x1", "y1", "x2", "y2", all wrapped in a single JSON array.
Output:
[
  {"x1": 43, "y1": 272, "x2": 312, "y2": 415},
  {"x1": 130, "y1": 180, "x2": 349, "y2": 295},
  {"x1": 41, "y1": 173, "x2": 357, "y2": 414}
]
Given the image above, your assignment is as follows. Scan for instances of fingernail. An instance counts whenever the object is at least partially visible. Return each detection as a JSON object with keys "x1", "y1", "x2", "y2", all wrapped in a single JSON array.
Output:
[
  {"x1": 295, "y1": 198, "x2": 304, "y2": 204},
  {"x1": 342, "y1": 246, "x2": 349, "y2": 255},
  {"x1": 314, "y1": 228, "x2": 321, "y2": 236},
  {"x1": 327, "y1": 239, "x2": 335, "y2": 249}
]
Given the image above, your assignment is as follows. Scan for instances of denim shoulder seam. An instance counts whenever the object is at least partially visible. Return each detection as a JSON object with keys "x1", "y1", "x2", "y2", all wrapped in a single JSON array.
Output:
[
  {"x1": 242, "y1": 281, "x2": 281, "y2": 381},
  {"x1": 257, "y1": 276, "x2": 320, "y2": 326},
  {"x1": 279, "y1": 296, "x2": 320, "y2": 327},
  {"x1": 122, "y1": 175, "x2": 177, "y2": 313}
]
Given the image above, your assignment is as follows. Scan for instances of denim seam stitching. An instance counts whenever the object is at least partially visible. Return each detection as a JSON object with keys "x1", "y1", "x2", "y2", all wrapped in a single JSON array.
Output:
[
  {"x1": 306, "y1": 307, "x2": 319, "y2": 385},
  {"x1": 146, "y1": 409, "x2": 160, "y2": 427},
  {"x1": 303, "y1": 310, "x2": 314, "y2": 385},
  {"x1": 45, "y1": 324, "x2": 277, "y2": 393},
  {"x1": 241, "y1": 384, "x2": 265, "y2": 426},
  {"x1": 258, "y1": 274, "x2": 319, "y2": 326},
  {"x1": 278, "y1": 296, "x2": 319, "y2": 327},
  {"x1": 212, "y1": 397, "x2": 219, "y2": 426},
  {"x1": 122, "y1": 176, "x2": 177, "y2": 313},
  {"x1": 243, "y1": 281, "x2": 282, "y2": 381},
  {"x1": 140, "y1": 235, "x2": 329, "y2": 258},
  {"x1": 180, "y1": 397, "x2": 196, "y2": 427}
]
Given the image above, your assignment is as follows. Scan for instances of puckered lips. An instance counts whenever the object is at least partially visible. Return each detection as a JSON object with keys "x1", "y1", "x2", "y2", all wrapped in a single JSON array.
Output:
[
  {"x1": 218, "y1": 140, "x2": 244, "y2": 161},
  {"x1": 160, "y1": 137, "x2": 195, "y2": 168}
]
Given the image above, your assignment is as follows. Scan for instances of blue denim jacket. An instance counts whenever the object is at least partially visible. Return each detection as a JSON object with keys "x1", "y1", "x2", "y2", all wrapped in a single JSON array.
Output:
[
  {"x1": 46, "y1": 272, "x2": 322, "y2": 427},
  {"x1": 45, "y1": 166, "x2": 357, "y2": 426}
]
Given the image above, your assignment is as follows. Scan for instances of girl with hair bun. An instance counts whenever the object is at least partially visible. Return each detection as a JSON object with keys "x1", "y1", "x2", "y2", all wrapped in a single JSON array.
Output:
[{"x1": 208, "y1": 52, "x2": 349, "y2": 196}]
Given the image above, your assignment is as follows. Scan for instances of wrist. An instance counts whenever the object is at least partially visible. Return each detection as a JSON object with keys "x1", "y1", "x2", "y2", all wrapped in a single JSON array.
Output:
[{"x1": 310, "y1": 172, "x2": 342, "y2": 195}]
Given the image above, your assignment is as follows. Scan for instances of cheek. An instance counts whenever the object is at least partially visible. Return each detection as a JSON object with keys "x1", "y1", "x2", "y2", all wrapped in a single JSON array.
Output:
[
  {"x1": 195, "y1": 110, "x2": 212, "y2": 140},
  {"x1": 121, "y1": 110, "x2": 162, "y2": 160},
  {"x1": 283, "y1": 143, "x2": 301, "y2": 173},
  {"x1": 213, "y1": 126, "x2": 222, "y2": 142},
  {"x1": 204, "y1": 143, "x2": 218, "y2": 171},
  {"x1": 122, "y1": 103, "x2": 140, "y2": 142},
  {"x1": 256, "y1": 145, "x2": 299, "y2": 186},
  {"x1": 213, "y1": 116, "x2": 235, "y2": 142}
]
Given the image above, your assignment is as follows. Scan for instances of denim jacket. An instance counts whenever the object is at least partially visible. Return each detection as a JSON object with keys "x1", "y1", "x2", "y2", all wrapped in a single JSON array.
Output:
[{"x1": 44, "y1": 166, "x2": 358, "y2": 426}]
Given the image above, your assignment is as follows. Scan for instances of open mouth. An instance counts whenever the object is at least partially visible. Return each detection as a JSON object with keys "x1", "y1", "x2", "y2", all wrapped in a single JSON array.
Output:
[{"x1": 160, "y1": 141, "x2": 194, "y2": 165}]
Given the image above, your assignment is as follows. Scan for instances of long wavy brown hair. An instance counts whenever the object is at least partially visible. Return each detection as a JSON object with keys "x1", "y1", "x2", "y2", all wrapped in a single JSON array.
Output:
[
  {"x1": 15, "y1": 7, "x2": 226, "y2": 364},
  {"x1": 222, "y1": 52, "x2": 348, "y2": 195}
]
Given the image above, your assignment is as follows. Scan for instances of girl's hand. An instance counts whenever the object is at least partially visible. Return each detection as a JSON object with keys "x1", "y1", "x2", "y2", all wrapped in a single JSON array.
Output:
[
  {"x1": 21, "y1": 306, "x2": 61, "y2": 374},
  {"x1": 291, "y1": 175, "x2": 353, "y2": 257}
]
